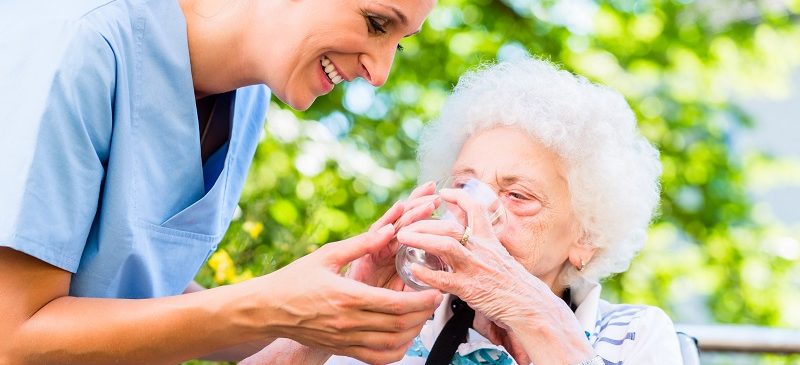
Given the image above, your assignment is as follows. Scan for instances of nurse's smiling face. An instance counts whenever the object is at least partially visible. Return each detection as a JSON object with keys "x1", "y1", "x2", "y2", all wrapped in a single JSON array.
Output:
[{"x1": 265, "y1": 0, "x2": 434, "y2": 110}]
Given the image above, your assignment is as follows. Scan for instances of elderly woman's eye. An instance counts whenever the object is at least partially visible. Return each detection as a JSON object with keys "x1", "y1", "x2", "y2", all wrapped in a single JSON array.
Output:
[
  {"x1": 366, "y1": 15, "x2": 388, "y2": 34},
  {"x1": 508, "y1": 192, "x2": 528, "y2": 200}
]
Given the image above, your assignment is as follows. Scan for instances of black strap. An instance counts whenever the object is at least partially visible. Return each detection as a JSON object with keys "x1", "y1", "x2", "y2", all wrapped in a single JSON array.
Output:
[
  {"x1": 425, "y1": 297, "x2": 475, "y2": 365},
  {"x1": 564, "y1": 287, "x2": 577, "y2": 312},
  {"x1": 426, "y1": 289, "x2": 575, "y2": 365}
]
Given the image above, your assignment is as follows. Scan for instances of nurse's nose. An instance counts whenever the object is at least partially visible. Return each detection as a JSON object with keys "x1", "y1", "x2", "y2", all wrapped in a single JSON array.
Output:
[{"x1": 359, "y1": 44, "x2": 396, "y2": 87}]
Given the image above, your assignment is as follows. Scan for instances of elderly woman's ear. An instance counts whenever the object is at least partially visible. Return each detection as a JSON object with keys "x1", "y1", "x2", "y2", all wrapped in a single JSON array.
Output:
[{"x1": 568, "y1": 234, "x2": 597, "y2": 271}]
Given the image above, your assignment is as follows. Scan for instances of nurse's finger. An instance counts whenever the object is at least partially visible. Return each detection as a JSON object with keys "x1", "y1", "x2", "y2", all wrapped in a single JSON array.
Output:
[
  {"x1": 295, "y1": 324, "x2": 422, "y2": 363},
  {"x1": 337, "y1": 346, "x2": 406, "y2": 365},
  {"x1": 401, "y1": 194, "x2": 439, "y2": 215},
  {"x1": 394, "y1": 200, "x2": 437, "y2": 230},
  {"x1": 369, "y1": 201, "x2": 404, "y2": 232},
  {"x1": 334, "y1": 346, "x2": 409, "y2": 365},
  {"x1": 385, "y1": 274, "x2": 408, "y2": 292},
  {"x1": 334, "y1": 332, "x2": 420, "y2": 364},
  {"x1": 323, "y1": 224, "x2": 394, "y2": 266},
  {"x1": 329, "y1": 304, "x2": 434, "y2": 332},
  {"x1": 337, "y1": 322, "x2": 425, "y2": 350},
  {"x1": 352, "y1": 284, "x2": 442, "y2": 315}
]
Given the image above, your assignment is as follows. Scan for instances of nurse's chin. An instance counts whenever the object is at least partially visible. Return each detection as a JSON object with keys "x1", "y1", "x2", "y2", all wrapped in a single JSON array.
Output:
[{"x1": 275, "y1": 91, "x2": 316, "y2": 111}]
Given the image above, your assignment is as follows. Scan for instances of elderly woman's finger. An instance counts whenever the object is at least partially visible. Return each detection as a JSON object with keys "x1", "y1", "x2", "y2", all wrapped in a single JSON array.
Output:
[
  {"x1": 401, "y1": 219, "x2": 466, "y2": 242},
  {"x1": 439, "y1": 188, "x2": 495, "y2": 239},
  {"x1": 439, "y1": 196, "x2": 468, "y2": 227},
  {"x1": 396, "y1": 229, "x2": 470, "y2": 271},
  {"x1": 408, "y1": 180, "x2": 436, "y2": 200},
  {"x1": 410, "y1": 263, "x2": 460, "y2": 294}
]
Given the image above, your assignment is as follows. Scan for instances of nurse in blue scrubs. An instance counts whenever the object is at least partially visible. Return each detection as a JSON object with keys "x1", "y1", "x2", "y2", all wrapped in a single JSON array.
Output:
[{"x1": 0, "y1": 0, "x2": 440, "y2": 363}]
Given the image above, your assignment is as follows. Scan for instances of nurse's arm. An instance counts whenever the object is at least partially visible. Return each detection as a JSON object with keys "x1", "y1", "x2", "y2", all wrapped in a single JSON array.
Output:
[
  {"x1": 0, "y1": 247, "x2": 276, "y2": 365},
  {"x1": 181, "y1": 281, "x2": 273, "y2": 361},
  {"x1": 0, "y1": 228, "x2": 441, "y2": 365}
]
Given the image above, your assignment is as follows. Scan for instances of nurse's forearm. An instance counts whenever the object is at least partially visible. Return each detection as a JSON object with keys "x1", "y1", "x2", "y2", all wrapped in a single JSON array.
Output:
[
  {"x1": 8, "y1": 284, "x2": 269, "y2": 365},
  {"x1": 198, "y1": 339, "x2": 275, "y2": 362},
  {"x1": 182, "y1": 281, "x2": 273, "y2": 362}
]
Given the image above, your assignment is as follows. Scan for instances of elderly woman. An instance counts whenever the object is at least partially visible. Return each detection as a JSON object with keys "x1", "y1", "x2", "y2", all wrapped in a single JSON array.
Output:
[
  {"x1": 244, "y1": 57, "x2": 682, "y2": 364},
  {"x1": 332, "y1": 56, "x2": 680, "y2": 365}
]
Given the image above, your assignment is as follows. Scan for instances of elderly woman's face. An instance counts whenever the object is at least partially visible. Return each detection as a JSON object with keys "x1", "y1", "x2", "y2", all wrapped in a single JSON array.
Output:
[
  {"x1": 267, "y1": 0, "x2": 434, "y2": 110},
  {"x1": 451, "y1": 127, "x2": 585, "y2": 283}
]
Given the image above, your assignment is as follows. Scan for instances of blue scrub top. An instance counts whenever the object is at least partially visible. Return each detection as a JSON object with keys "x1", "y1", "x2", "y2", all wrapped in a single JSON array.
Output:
[{"x1": 0, "y1": 0, "x2": 270, "y2": 298}]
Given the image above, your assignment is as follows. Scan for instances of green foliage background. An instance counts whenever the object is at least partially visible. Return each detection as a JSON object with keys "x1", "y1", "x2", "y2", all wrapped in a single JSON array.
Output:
[{"x1": 188, "y1": 0, "x2": 800, "y2": 363}]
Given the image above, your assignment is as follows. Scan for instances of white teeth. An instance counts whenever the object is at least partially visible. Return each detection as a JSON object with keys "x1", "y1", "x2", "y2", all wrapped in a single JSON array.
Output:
[{"x1": 320, "y1": 56, "x2": 344, "y2": 85}]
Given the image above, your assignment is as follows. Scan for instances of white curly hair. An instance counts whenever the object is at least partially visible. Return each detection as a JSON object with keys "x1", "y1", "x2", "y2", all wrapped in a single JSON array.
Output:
[{"x1": 417, "y1": 56, "x2": 662, "y2": 288}]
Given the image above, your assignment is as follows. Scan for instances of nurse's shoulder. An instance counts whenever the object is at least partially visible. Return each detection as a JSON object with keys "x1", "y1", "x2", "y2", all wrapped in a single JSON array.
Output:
[
  {"x1": 0, "y1": 0, "x2": 124, "y2": 269},
  {"x1": 0, "y1": 0, "x2": 130, "y2": 96},
  {"x1": 0, "y1": 0, "x2": 120, "y2": 149}
]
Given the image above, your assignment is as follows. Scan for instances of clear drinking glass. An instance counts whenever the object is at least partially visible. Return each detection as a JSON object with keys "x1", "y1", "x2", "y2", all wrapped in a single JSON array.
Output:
[{"x1": 395, "y1": 177, "x2": 507, "y2": 290}]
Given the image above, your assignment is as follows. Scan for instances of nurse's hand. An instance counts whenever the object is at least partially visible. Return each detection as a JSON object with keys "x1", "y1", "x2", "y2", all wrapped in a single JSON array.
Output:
[
  {"x1": 347, "y1": 181, "x2": 438, "y2": 291},
  {"x1": 248, "y1": 223, "x2": 442, "y2": 364}
]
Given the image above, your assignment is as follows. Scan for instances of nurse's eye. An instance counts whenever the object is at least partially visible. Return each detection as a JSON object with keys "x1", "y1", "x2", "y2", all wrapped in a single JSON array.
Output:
[{"x1": 366, "y1": 14, "x2": 389, "y2": 34}]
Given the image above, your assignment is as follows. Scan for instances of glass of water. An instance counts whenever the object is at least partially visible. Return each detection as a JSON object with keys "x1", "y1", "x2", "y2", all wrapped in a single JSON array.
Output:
[{"x1": 395, "y1": 177, "x2": 507, "y2": 291}]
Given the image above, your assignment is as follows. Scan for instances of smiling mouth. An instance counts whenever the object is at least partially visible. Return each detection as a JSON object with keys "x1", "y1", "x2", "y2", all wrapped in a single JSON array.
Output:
[{"x1": 321, "y1": 56, "x2": 343, "y2": 85}]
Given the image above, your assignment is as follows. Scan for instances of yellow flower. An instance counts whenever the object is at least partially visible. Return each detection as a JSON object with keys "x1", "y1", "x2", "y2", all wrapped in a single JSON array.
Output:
[
  {"x1": 208, "y1": 250, "x2": 236, "y2": 284},
  {"x1": 242, "y1": 221, "x2": 264, "y2": 239}
]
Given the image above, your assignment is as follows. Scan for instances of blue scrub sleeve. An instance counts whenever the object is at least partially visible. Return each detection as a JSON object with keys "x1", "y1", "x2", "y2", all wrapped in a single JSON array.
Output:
[{"x1": 0, "y1": 20, "x2": 114, "y2": 272}]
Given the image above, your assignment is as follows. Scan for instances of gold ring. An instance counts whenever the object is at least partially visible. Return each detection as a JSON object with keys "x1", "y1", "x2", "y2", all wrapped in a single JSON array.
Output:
[{"x1": 460, "y1": 226, "x2": 472, "y2": 245}]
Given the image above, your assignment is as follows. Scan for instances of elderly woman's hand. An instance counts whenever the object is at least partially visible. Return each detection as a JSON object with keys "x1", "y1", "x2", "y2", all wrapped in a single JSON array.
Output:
[
  {"x1": 396, "y1": 188, "x2": 555, "y2": 326},
  {"x1": 396, "y1": 188, "x2": 594, "y2": 364}
]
